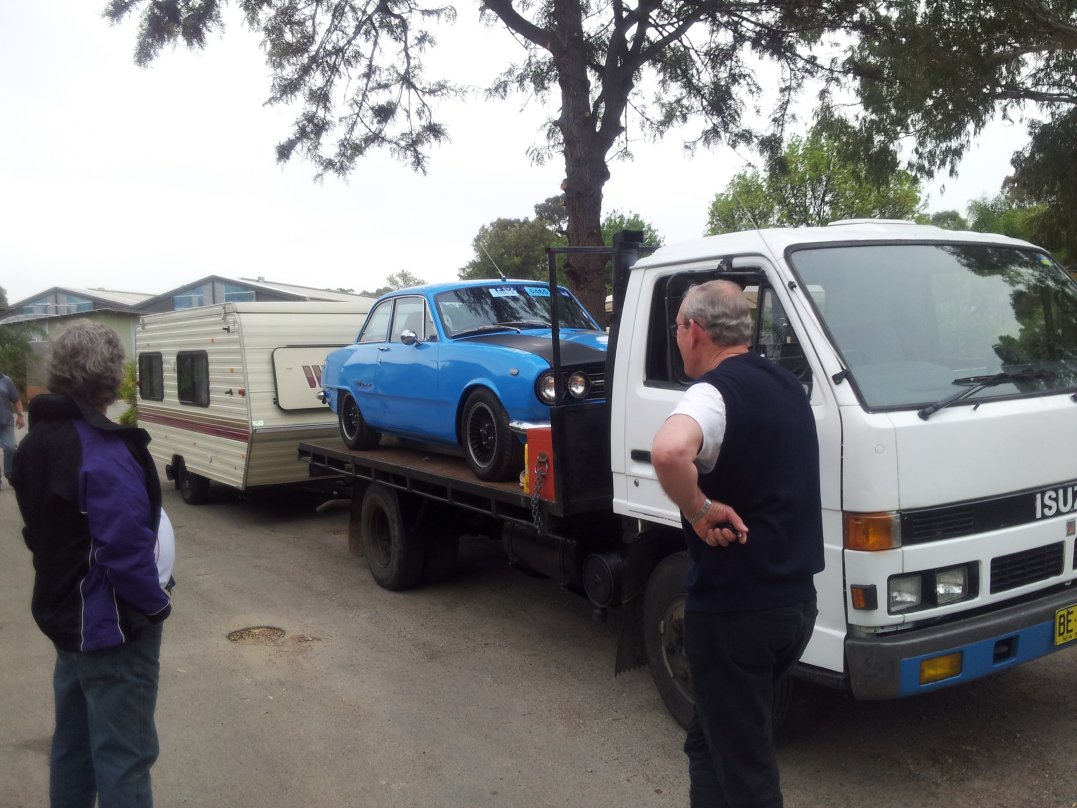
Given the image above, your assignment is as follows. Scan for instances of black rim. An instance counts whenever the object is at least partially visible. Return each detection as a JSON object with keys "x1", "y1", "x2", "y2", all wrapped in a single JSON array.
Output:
[
  {"x1": 342, "y1": 396, "x2": 359, "y2": 441},
  {"x1": 466, "y1": 402, "x2": 497, "y2": 467},
  {"x1": 658, "y1": 594, "x2": 692, "y2": 703}
]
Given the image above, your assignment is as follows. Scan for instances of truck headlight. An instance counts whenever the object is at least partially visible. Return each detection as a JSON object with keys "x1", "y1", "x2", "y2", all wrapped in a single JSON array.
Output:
[
  {"x1": 888, "y1": 564, "x2": 974, "y2": 614},
  {"x1": 934, "y1": 566, "x2": 970, "y2": 606},
  {"x1": 889, "y1": 575, "x2": 922, "y2": 613}
]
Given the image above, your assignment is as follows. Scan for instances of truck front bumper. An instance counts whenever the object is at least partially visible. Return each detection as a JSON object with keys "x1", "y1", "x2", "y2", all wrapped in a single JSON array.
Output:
[{"x1": 846, "y1": 585, "x2": 1077, "y2": 699}]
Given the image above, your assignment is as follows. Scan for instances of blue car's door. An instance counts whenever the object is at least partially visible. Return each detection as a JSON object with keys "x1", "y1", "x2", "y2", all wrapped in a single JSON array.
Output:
[
  {"x1": 372, "y1": 295, "x2": 449, "y2": 441},
  {"x1": 341, "y1": 299, "x2": 393, "y2": 423}
]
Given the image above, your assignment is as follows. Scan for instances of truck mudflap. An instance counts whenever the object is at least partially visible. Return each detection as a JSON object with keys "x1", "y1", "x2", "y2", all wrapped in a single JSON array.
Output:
[{"x1": 846, "y1": 586, "x2": 1077, "y2": 699}]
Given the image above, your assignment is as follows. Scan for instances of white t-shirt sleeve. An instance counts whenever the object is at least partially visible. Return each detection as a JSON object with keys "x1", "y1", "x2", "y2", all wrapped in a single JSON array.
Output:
[{"x1": 668, "y1": 383, "x2": 727, "y2": 473}]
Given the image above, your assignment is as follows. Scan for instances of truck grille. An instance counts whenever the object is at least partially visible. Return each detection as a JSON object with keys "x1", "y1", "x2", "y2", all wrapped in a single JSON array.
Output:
[{"x1": 990, "y1": 542, "x2": 1064, "y2": 594}]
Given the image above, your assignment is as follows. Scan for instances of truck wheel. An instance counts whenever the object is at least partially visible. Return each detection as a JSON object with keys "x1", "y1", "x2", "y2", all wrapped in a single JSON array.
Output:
[
  {"x1": 643, "y1": 551, "x2": 695, "y2": 729},
  {"x1": 339, "y1": 393, "x2": 381, "y2": 450},
  {"x1": 643, "y1": 550, "x2": 797, "y2": 732},
  {"x1": 359, "y1": 484, "x2": 424, "y2": 590},
  {"x1": 177, "y1": 460, "x2": 211, "y2": 505},
  {"x1": 461, "y1": 389, "x2": 522, "y2": 482}
]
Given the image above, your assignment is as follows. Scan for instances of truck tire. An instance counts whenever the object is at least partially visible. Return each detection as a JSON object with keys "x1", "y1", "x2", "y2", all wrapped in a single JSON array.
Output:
[
  {"x1": 177, "y1": 459, "x2": 211, "y2": 505},
  {"x1": 643, "y1": 550, "x2": 795, "y2": 732},
  {"x1": 461, "y1": 388, "x2": 522, "y2": 482},
  {"x1": 359, "y1": 484, "x2": 424, "y2": 590},
  {"x1": 643, "y1": 551, "x2": 695, "y2": 729},
  {"x1": 339, "y1": 393, "x2": 381, "y2": 450}
]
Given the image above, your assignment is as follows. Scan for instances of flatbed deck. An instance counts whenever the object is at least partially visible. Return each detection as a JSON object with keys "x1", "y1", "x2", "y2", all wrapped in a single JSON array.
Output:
[{"x1": 298, "y1": 438, "x2": 538, "y2": 525}]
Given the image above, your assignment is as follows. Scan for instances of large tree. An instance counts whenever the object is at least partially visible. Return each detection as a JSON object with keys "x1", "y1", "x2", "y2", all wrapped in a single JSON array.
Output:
[
  {"x1": 105, "y1": 0, "x2": 865, "y2": 319},
  {"x1": 706, "y1": 122, "x2": 924, "y2": 233},
  {"x1": 836, "y1": 1, "x2": 1077, "y2": 250},
  {"x1": 459, "y1": 196, "x2": 661, "y2": 284}
]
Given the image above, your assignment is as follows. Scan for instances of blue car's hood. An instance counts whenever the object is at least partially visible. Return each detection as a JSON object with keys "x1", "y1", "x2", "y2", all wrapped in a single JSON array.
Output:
[{"x1": 460, "y1": 330, "x2": 608, "y2": 365}]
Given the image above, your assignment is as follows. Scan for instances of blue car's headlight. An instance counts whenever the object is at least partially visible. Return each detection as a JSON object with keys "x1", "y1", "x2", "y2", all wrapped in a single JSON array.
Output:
[
  {"x1": 567, "y1": 371, "x2": 590, "y2": 399},
  {"x1": 537, "y1": 371, "x2": 557, "y2": 404}
]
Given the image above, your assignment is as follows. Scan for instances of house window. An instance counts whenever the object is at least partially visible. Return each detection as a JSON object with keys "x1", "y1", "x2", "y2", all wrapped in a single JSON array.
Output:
[
  {"x1": 223, "y1": 284, "x2": 255, "y2": 303},
  {"x1": 176, "y1": 351, "x2": 210, "y2": 406},
  {"x1": 174, "y1": 284, "x2": 208, "y2": 309},
  {"x1": 137, "y1": 353, "x2": 164, "y2": 401}
]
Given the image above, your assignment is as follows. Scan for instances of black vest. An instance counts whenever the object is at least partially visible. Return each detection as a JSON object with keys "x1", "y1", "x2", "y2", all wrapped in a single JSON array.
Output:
[{"x1": 685, "y1": 352, "x2": 824, "y2": 613}]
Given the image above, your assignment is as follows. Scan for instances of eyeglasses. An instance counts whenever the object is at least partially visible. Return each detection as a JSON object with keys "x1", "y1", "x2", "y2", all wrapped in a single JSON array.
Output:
[{"x1": 669, "y1": 320, "x2": 688, "y2": 337}]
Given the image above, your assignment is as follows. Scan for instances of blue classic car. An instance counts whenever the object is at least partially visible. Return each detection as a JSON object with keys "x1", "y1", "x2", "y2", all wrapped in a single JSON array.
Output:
[{"x1": 322, "y1": 279, "x2": 609, "y2": 481}]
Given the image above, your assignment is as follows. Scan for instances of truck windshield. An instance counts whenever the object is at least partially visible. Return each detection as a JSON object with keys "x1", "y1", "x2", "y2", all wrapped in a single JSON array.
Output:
[
  {"x1": 788, "y1": 243, "x2": 1077, "y2": 410},
  {"x1": 435, "y1": 284, "x2": 598, "y2": 338}
]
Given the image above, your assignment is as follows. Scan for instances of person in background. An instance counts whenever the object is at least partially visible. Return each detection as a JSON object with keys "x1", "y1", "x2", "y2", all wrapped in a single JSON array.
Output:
[
  {"x1": 12, "y1": 321, "x2": 173, "y2": 808},
  {"x1": 0, "y1": 364, "x2": 25, "y2": 489},
  {"x1": 651, "y1": 280, "x2": 824, "y2": 808}
]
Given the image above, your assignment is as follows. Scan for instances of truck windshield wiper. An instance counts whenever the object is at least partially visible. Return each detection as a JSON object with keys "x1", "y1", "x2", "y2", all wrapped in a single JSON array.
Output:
[
  {"x1": 452, "y1": 324, "x2": 522, "y2": 338},
  {"x1": 918, "y1": 369, "x2": 1055, "y2": 420}
]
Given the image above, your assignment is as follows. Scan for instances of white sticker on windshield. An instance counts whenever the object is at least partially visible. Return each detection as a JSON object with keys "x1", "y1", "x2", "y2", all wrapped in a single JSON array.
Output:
[
  {"x1": 489, "y1": 287, "x2": 520, "y2": 298},
  {"x1": 524, "y1": 286, "x2": 551, "y2": 297}
]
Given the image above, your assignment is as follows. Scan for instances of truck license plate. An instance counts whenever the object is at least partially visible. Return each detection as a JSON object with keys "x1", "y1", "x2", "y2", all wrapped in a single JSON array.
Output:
[{"x1": 1054, "y1": 605, "x2": 1077, "y2": 646}]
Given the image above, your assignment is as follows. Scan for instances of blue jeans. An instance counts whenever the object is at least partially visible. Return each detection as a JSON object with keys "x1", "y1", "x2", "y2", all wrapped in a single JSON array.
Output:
[
  {"x1": 684, "y1": 601, "x2": 817, "y2": 808},
  {"x1": 0, "y1": 421, "x2": 14, "y2": 478},
  {"x1": 51, "y1": 623, "x2": 163, "y2": 808}
]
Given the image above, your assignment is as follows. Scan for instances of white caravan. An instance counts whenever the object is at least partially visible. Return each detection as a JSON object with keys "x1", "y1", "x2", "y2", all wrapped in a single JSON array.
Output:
[{"x1": 136, "y1": 301, "x2": 372, "y2": 503}]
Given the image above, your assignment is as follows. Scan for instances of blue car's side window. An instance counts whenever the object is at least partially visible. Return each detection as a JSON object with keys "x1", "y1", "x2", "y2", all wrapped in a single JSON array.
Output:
[
  {"x1": 359, "y1": 302, "x2": 393, "y2": 343},
  {"x1": 392, "y1": 297, "x2": 427, "y2": 342}
]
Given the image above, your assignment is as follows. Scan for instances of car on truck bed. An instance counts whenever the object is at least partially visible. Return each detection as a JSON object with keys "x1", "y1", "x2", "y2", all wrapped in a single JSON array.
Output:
[{"x1": 320, "y1": 279, "x2": 608, "y2": 481}]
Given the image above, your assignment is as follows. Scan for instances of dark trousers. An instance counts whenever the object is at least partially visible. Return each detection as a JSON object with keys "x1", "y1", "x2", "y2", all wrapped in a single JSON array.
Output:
[
  {"x1": 684, "y1": 601, "x2": 817, "y2": 808},
  {"x1": 51, "y1": 623, "x2": 163, "y2": 808}
]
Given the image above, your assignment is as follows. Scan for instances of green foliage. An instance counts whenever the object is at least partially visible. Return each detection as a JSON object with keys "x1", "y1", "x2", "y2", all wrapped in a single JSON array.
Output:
[
  {"x1": 1008, "y1": 109, "x2": 1077, "y2": 264},
  {"x1": 118, "y1": 361, "x2": 138, "y2": 426},
  {"x1": 706, "y1": 123, "x2": 925, "y2": 234},
  {"x1": 915, "y1": 210, "x2": 969, "y2": 231},
  {"x1": 459, "y1": 201, "x2": 663, "y2": 285},
  {"x1": 0, "y1": 322, "x2": 43, "y2": 395},
  {"x1": 0, "y1": 285, "x2": 7, "y2": 309},
  {"x1": 385, "y1": 270, "x2": 427, "y2": 291},
  {"x1": 964, "y1": 192, "x2": 1070, "y2": 264},
  {"x1": 833, "y1": 1, "x2": 1077, "y2": 257}
]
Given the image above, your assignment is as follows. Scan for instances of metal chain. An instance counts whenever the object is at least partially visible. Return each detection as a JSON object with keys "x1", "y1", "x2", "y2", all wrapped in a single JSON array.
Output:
[{"x1": 530, "y1": 451, "x2": 549, "y2": 529}]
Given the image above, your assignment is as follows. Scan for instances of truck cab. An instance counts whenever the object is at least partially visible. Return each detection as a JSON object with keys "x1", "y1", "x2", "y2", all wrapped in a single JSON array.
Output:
[{"x1": 610, "y1": 221, "x2": 1077, "y2": 709}]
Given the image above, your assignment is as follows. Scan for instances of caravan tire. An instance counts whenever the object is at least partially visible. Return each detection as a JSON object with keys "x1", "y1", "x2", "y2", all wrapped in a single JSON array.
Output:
[
  {"x1": 359, "y1": 484, "x2": 424, "y2": 591},
  {"x1": 339, "y1": 393, "x2": 381, "y2": 450},
  {"x1": 177, "y1": 460, "x2": 211, "y2": 505}
]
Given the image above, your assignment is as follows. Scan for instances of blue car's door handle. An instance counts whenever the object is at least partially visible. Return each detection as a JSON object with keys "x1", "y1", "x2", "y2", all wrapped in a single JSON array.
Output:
[{"x1": 378, "y1": 345, "x2": 390, "y2": 352}]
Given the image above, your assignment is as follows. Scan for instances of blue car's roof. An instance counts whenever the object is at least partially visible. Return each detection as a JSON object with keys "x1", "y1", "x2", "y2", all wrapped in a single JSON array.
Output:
[{"x1": 375, "y1": 279, "x2": 573, "y2": 300}]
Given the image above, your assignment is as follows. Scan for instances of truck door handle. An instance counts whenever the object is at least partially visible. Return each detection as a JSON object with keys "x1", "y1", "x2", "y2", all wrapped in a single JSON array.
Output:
[{"x1": 630, "y1": 450, "x2": 652, "y2": 464}]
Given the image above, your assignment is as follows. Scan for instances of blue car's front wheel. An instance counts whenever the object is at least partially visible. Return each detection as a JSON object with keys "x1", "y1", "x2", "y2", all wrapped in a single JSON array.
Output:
[{"x1": 462, "y1": 389, "x2": 523, "y2": 482}]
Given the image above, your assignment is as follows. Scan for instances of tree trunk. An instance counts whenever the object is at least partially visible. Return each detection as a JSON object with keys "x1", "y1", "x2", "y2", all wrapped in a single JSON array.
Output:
[{"x1": 549, "y1": 0, "x2": 620, "y2": 323}]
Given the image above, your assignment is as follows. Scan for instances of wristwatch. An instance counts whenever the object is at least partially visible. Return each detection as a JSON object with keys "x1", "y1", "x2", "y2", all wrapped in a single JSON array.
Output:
[{"x1": 685, "y1": 498, "x2": 712, "y2": 524}]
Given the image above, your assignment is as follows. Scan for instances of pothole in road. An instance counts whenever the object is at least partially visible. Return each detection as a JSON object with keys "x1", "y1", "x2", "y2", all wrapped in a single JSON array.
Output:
[{"x1": 227, "y1": 626, "x2": 286, "y2": 645}]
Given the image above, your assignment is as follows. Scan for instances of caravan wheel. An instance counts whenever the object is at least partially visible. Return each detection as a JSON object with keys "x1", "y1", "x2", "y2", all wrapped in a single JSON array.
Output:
[{"x1": 177, "y1": 460, "x2": 211, "y2": 505}]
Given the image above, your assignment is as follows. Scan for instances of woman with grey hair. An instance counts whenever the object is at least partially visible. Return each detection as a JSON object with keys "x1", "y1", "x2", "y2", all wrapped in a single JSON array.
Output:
[{"x1": 12, "y1": 320, "x2": 172, "y2": 808}]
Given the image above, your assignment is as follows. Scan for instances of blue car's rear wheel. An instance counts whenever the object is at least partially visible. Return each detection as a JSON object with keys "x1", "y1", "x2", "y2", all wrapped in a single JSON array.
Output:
[
  {"x1": 462, "y1": 389, "x2": 522, "y2": 482},
  {"x1": 339, "y1": 392, "x2": 380, "y2": 450}
]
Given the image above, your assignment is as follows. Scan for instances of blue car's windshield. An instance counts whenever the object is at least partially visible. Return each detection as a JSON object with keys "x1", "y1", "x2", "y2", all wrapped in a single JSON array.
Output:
[{"x1": 435, "y1": 284, "x2": 597, "y2": 337}]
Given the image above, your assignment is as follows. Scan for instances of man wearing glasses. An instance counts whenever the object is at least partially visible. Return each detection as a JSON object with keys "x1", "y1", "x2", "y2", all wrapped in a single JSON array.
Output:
[{"x1": 652, "y1": 279, "x2": 824, "y2": 808}]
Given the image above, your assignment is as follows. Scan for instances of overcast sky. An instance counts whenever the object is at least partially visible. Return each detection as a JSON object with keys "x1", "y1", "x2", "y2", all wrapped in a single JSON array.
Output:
[{"x1": 1, "y1": 2, "x2": 1031, "y2": 306}]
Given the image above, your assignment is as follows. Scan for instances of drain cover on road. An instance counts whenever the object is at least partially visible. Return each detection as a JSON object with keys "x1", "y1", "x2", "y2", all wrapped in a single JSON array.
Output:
[{"x1": 227, "y1": 626, "x2": 286, "y2": 644}]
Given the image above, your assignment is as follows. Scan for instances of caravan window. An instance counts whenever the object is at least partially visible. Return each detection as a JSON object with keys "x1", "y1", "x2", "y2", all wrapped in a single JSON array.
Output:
[
  {"x1": 177, "y1": 351, "x2": 210, "y2": 407},
  {"x1": 138, "y1": 353, "x2": 164, "y2": 401}
]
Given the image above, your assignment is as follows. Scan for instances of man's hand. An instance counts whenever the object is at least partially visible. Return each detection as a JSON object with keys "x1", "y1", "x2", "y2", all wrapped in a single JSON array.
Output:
[{"x1": 693, "y1": 500, "x2": 748, "y2": 548}]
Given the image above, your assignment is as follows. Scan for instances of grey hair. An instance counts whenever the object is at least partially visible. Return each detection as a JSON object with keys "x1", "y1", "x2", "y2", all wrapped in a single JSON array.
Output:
[
  {"x1": 46, "y1": 321, "x2": 126, "y2": 408},
  {"x1": 681, "y1": 280, "x2": 753, "y2": 347}
]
